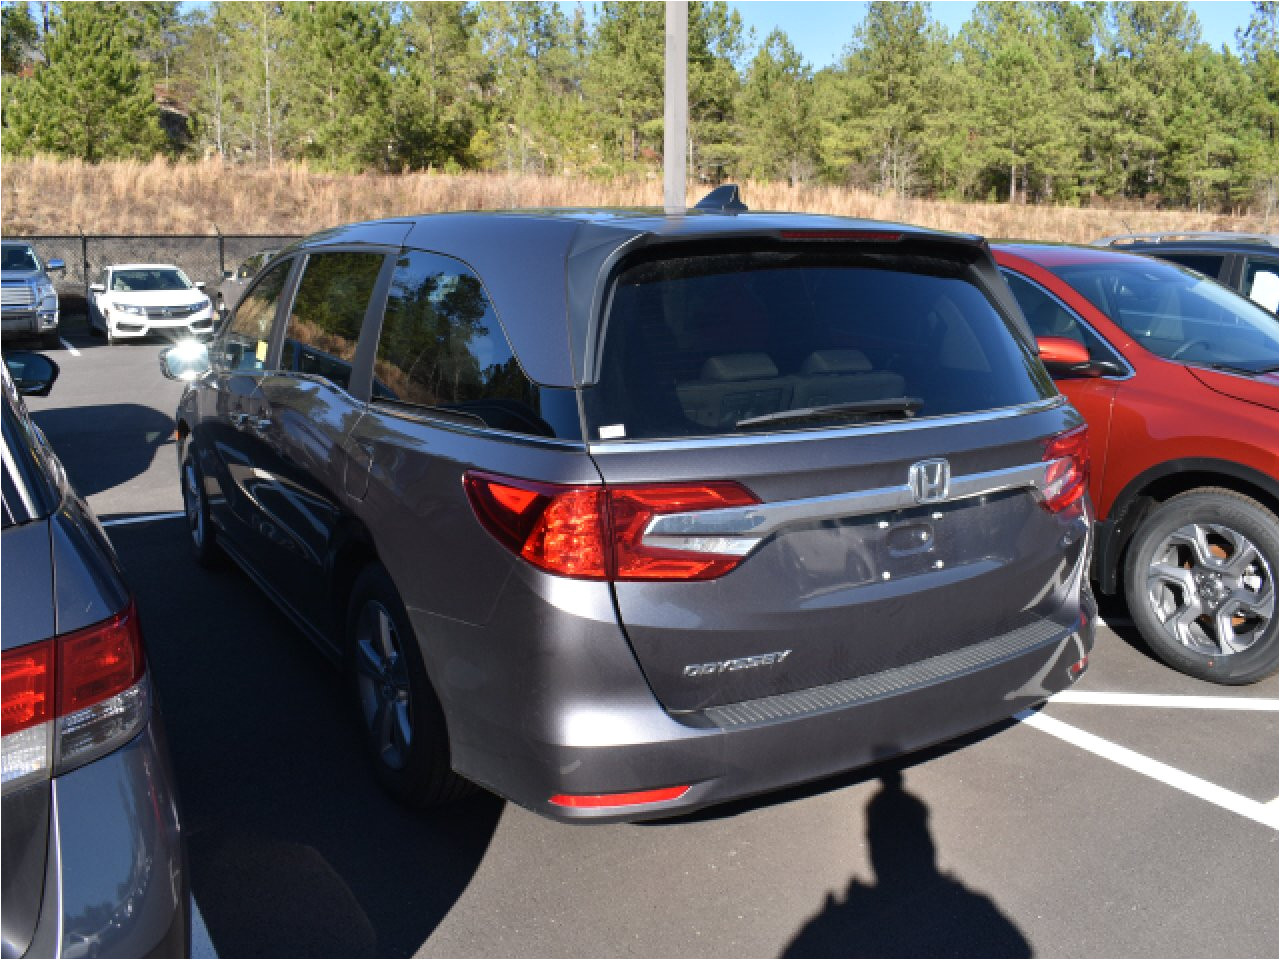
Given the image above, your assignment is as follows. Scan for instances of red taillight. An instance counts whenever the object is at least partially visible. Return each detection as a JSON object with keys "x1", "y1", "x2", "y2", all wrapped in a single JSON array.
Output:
[
  {"x1": 2, "y1": 641, "x2": 54, "y2": 736},
  {"x1": 463, "y1": 472, "x2": 761, "y2": 581},
  {"x1": 609, "y1": 483, "x2": 759, "y2": 580},
  {"x1": 57, "y1": 602, "x2": 146, "y2": 715},
  {"x1": 1041, "y1": 426, "x2": 1090, "y2": 513},
  {"x1": 549, "y1": 785, "x2": 690, "y2": 808}
]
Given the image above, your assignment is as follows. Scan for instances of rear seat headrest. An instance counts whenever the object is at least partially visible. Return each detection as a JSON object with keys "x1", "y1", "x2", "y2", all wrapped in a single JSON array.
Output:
[
  {"x1": 701, "y1": 353, "x2": 779, "y2": 381},
  {"x1": 800, "y1": 349, "x2": 873, "y2": 374}
]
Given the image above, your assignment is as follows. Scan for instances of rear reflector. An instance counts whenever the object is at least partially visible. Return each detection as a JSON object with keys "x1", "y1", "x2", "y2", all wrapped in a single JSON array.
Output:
[
  {"x1": 1041, "y1": 425, "x2": 1090, "y2": 513},
  {"x1": 549, "y1": 785, "x2": 690, "y2": 809},
  {"x1": 1, "y1": 601, "x2": 149, "y2": 794},
  {"x1": 464, "y1": 472, "x2": 760, "y2": 581}
]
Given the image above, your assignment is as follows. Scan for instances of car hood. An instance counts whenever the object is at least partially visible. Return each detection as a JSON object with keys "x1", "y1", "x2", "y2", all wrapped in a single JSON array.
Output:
[
  {"x1": 1186, "y1": 365, "x2": 1279, "y2": 412},
  {"x1": 102, "y1": 290, "x2": 207, "y2": 307}
]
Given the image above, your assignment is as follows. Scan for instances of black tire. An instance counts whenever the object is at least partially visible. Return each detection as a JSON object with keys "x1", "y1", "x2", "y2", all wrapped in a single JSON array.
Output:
[
  {"x1": 181, "y1": 453, "x2": 221, "y2": 567},
  {"x1": 1124, "y1": 488, "x2": 1277, "y2": 684},
  {"x1": 346, "y1": 564, "x2": 472, "y2": 808}
]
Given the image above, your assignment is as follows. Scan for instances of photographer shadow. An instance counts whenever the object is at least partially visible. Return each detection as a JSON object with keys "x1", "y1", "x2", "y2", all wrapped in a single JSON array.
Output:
[{"x1": 784, "y1": 768, "x2": 1031, "y2": 959}]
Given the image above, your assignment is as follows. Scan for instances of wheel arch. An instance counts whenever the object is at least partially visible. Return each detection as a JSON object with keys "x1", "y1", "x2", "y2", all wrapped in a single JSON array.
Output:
[
  {"x1": 325, "y1": 516, "x2": 383, "y2": 645},
  {"x1": 1095, "y1": 458, "x2": 1278, "y2": 594}
]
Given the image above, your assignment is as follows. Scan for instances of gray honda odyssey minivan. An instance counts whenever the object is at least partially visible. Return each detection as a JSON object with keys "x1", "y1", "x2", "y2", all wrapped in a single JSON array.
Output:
[{"x1": 162, "y1": 198, "x2": 1095, "y2": 822}]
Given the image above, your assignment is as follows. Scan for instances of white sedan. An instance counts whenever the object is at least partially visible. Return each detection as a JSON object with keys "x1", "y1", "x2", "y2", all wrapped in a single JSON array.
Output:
[{"x1": 89, "y1": 264, "x2": 216, "y2": 344}]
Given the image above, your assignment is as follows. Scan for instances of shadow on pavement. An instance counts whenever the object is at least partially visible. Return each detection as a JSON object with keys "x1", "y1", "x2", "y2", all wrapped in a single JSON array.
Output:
[
  {"x1": 30, "y1": 404, "x2": 176, "y2": 498},
  {"x1": 109, "y1": 518, "x2": 504, "y2": 958},
  {"x1": 783, "y1": 768, "x2": 1031, "y2": 959}
]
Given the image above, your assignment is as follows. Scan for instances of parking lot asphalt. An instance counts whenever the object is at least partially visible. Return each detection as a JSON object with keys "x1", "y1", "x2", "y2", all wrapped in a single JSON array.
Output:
[{"x1": 14, "y1": 324, "x2": 1279, "y2": 959}]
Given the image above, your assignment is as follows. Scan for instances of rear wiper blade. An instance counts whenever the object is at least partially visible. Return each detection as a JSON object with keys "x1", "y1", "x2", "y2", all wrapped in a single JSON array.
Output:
[{"x1": 735, "y1": 397, "x2": 924, "y2": 430}]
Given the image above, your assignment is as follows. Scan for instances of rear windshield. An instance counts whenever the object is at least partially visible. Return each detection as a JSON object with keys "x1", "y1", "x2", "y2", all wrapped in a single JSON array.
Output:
[{"x1": 583, "y1": 245, "x2": 1053, "y2": 442}]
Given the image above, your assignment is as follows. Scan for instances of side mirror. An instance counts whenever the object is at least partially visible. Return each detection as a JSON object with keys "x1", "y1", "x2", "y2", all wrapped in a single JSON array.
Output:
[
  {"x1": 195, "y1": 281, "x2": 206, "y2": 290},
  {"x1": 159, "y1": 340, "x2": 211, "y2": 382},
  {"x1": 5, "y1": 351, "x2": 60, "y2": 397},
  {"x1": 89, "y1": 283, "x2": 105, "y2": 293},
  {"x1": 47, "y1": 259, "x2": 65, "y2": 272},
  {"x1": 1037, "y1": 336, "x2": 1095, "y2": 377}
]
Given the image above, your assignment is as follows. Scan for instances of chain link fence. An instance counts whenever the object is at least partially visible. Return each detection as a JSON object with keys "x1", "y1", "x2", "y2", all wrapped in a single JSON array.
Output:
[{"x1": 6, "y1": 233, "x2": 302, "y2": 313}]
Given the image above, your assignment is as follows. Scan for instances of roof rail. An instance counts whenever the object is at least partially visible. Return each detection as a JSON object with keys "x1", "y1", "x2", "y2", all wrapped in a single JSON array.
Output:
[
  {"x1": 1092, "y1": 231, "x2": 1279, "y2": 247},
  {"x1": 694, "y1": 184, "x2": 748, "y2": 214}
]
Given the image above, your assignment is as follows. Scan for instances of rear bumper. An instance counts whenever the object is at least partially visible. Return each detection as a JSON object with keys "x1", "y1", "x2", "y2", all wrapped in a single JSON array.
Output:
[
  {"x1": 434, "y1": 584, "x2": 1094, "y2": 824},
  {"x1": 22, "y1": 717, "x2": 189, "y2": 958}
]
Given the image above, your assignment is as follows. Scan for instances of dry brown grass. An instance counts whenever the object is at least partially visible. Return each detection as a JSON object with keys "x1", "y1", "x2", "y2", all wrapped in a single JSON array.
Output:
[{"x1": 1, "y1": 155, "x2": 1273, "y2": 240}]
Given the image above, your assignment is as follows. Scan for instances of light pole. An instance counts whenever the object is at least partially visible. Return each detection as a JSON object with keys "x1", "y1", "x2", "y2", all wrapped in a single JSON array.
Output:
[{"x1": 664, "y1": 1, "x2": 688, "y2": 214}]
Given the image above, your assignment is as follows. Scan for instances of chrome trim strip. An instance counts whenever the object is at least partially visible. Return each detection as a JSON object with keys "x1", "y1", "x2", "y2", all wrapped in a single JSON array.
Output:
[
  {"x1": 643, "y1": 461, "x2": 1053, "y2": 553},
  {"x1": 588, "y1": 396, "x2": 1066, "y2": 455}
]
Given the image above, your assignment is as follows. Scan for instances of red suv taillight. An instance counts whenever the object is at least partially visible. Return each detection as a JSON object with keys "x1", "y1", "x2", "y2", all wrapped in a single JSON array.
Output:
[
  {"x1": 463, "y1": 472, "x2": 760, "y2": 581},
  {"x1": 1, "y1": 601, "x2": 149, "y2": 795},
  {"x1": 1041, "y1": 425, "x2": 1090, "y2": 513}
]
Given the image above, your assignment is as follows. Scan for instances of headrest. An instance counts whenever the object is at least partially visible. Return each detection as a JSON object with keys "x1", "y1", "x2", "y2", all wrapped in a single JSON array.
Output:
[
  {"x1": 800, "y1": 349, "x2": 872, "y2": 374},
  {"x1": 700, "y1": 353, "x2": 779, "y2": 381}
]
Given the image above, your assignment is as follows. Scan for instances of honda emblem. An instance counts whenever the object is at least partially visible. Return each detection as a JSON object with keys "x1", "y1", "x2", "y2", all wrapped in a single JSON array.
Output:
[{"x1": 909, "y1": 459, "x2": 951, "y2": 504}]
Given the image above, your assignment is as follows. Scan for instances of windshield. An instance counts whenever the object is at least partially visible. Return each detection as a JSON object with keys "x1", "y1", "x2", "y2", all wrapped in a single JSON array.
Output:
[
  {"x1": 1051, "y1": 259, "x2": 1279, "y2": 373},
  {"x1": 1, "y1": 245, "x2": 40, "y2": 272},
  {"x1": 583, "y1": 244, "x2": 1054, "y2": 442},
  {"x1": 111, "y1": 268, "x2": 193, "y2": 292}
]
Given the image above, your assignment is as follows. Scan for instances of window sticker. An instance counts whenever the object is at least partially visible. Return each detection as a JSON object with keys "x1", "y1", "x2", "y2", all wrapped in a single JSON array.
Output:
[
  {"x1": 598, "y1": 424, "x2": 627, "y2": 440},
  {"x1": 255, "y1": 340, "x2": 269, "y2": 363}
]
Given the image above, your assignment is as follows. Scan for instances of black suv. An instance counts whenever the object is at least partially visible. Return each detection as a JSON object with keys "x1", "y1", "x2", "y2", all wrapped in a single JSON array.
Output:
[
  {"x1": 159, "y1": 197, "x2": 1095, "y2": 822},
  {"x1": 1093, "y1": 232, "x2": 1278, "y2": 313}
]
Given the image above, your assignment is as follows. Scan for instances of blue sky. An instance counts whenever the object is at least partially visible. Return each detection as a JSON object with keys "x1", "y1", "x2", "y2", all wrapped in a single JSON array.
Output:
[{"x1": 721, "y1": 1, "x2": 1258, "y2": 68}]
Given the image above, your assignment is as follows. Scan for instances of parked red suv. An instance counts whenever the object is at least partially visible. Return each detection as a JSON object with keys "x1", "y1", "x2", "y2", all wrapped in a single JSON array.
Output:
[{"x1": 995, "y1": 243, "x2": 1277, "y2": 684}]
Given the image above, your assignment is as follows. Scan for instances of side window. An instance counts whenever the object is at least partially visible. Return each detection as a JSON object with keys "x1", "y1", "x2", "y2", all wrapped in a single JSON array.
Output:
[
  {"x1": 1002, "y1": 269, "x2": 1124, "y2": 375},
  {"x1": 373, "y1": 250, "x2": 547, "y2": 435},
  {"x1": 280, "y1": 251, "x2": 384, "y2": 392},
  {"x1": 214, "y1": 259, "x2": 291, "y2": 373},
  {"x1": 1157, "y1": 253, "x2": 1225, "y2": 280},
  {"x1": 1244, "y1": 257, "x2": 1279, "y2": 314}
]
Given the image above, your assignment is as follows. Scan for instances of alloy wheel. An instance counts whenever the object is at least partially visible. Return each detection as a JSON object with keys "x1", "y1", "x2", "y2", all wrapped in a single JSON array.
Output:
[
  {"x1": 354, "y1": 601, "x2": 414, "y2": 771},
  {"x1": 1146, "y1": 521, "x2": 1276, "y2": 657}
]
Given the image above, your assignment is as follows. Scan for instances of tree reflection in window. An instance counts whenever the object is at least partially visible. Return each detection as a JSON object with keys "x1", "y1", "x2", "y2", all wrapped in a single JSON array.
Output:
[
  {"x1": 374, "y1": 251, "x2": 547, "y2": 435},
  {"x1": 282, "y1": 252, "x2": 383, "y2": 391}
]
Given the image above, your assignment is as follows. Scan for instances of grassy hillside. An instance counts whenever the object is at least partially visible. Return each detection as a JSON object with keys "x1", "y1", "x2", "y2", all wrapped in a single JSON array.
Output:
[{"x1": 2, "y1": 156, "x2": 1274, "y2": 241}]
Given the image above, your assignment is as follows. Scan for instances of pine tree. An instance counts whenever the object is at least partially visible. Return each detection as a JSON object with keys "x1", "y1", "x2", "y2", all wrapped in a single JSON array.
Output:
[
  {"x1": 2, "y1": 1, "x2": 165, "y2": 160},
  {"x1": 735, "y1": 29, "x2": 818, "y2": 184}
]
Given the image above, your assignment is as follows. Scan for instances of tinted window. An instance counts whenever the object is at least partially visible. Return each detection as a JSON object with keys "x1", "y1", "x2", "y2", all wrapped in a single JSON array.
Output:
[
  {"x1": 1002, "y1": 270, "x2": 1123, "y2": 373},
  {"x1": 1, "y1": 245, "x2": 39, "y2": 272},
  {"x1": 373, "y1": 250, "x2": 556, "y2": 437},
  {"x1": 584, "y1": 245, "x2": 1053, "y2": 441},
  {"x1": 214, "y1": 259, "x2": 291, "y2": 373},
  {"x1": 1153, "y1": 252, "x2": 1225, "y2": 280},
  {"x1": 1052, "y1": 259, "x2": 1279, "y2": 372},
  {"x1": 281, "y1": 251, "x2": 384, "y2": 391}
]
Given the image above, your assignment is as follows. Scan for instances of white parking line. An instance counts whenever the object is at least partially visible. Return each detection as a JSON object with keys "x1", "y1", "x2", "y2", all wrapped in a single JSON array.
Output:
[
  {"x1": 58, "y1": 337, "x2": 81, "y2": 356},
  {"x1": 101, "y1": 511, "x2": 185, "y2": 528},
  {"x1": 1017, "y1": 708, "x2": 1280, "y2": 830},
  {"x1": 1050, "y1": 691, "x2": 1279, "y2": 711}
]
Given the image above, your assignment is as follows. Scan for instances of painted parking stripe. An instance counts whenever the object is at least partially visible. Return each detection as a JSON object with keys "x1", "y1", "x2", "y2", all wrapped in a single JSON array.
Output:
[
  {"x1": 1017, "y1": 708, "x2": 1280, "y2": 830},
  {"x1": 191, "y1": 898, "x2": 218, "y2": 958},
  {"x1": 102, "y1": 511, "x2": 185, "y2": 528},
  {"x1": 1050, "y1": 691, "x2": 1279, "y2": 711},
  {"x1": 57, "y1": 337, "x2": 81, "y2": 356}
]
